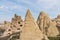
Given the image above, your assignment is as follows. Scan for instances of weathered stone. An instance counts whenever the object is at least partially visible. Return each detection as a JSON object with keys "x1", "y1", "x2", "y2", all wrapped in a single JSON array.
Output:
[
  {"x1": 54, "y1": 15, "x2": 60, "y2": 27},
  {"x1": 20, "y1": 10, "x2": 44, "y2": 40},
  {"x1": 11, "y1": 14, "x2": 23, "y2": 24},
  {"x1": 0, "y1": 10, "x2": 60, "y2": 40},
  {"x1": 37, "y1": 11, "x2": 59, "y2": 37},
  {"x1": 54, "y1": 15, "x2": 60, "y2": 35},
  {"x1": 0, "y1": 14, "x2": 23, "y2": 40},
  {"x1": 47, "y1": 21, "x2": 59, "y2": 37},
  {"x1": 37, "y1": 11, "x2": 50, "y2": 34}
]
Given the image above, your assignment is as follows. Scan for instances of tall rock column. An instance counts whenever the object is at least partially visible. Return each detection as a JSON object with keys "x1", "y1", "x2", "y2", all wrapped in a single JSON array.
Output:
[
  {"x1": 20, "y1": 10, "x2": 46, "y2": 40},
  {"x1": 37, "y1": 11, "x2": 49, "y2": 35}
]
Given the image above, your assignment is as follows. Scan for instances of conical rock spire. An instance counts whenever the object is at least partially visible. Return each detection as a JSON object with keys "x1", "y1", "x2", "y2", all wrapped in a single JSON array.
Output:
[
  {"x1": 20, "y1": 10, "x2": 49, "y2": 40},
  {"x1": 25, "y1": 9, "x2": 34, "y2": 21}
]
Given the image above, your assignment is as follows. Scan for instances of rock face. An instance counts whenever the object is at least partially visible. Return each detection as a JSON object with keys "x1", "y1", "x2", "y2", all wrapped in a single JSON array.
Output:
[
  {"x1": 20, "y1": 10, "x2": 44, "y2": 40},
  {"x1": 37, "y1": 11, "x2": 59, "y2": 37},
  {"x1": 12, "y1": 14, "x2": 23, "y2": 24},
  {"x1": 3, "y1": 14, "x2": 23, "y2": 35},
  {"x1": 11, "y1": 14, "x2": 23, "y2": 32},
  {"x1": 0, "y1": 10, "x2": 60, "y2": 40},
  {"x1": 55, "y1": 15, "x2": 60, "y2": 27},
  {"x1": 47, "y1": 21, "x2": 59, "y2": 37},
  {"x1": 54, "y1": 15, "x2": 60, "y2": 35},
  {"x1": 0, "y1": 14, "x2": 23, "y2": 40},
  {"x1": 37, "y1": 11, "x2": 49, "y2": 34}
]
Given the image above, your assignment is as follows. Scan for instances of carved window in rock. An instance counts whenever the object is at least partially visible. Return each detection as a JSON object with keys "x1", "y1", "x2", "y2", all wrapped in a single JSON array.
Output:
[
  {"x1": 18, "y1": 22, "x2": 20, "y2": 24},
  {"x1": 13, "y1": 25, "x2": 16, "y2": 27},
  {"x1": 17, "y1": 28, "x2": 20, "y2": 30},
  {"x1": 8, "y1": 29, "x2": 11, "y2": 31},
  {"x1": 20, "y1": 24, "x2": 22, "y2": 27}
]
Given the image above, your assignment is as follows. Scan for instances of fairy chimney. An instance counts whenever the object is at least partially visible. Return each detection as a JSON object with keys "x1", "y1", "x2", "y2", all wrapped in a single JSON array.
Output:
[
  {"x1": 12, "y1": 14, "x2": 23, "y2": 24},
  {"x1": 37, "y1": 11, "x2": 50, "y2": 34},
  {"x1": 20, "y1": 10, "x2": 46, "y2": 40},
  {"x1": 54, "y1": 15, "x2": 60, "y2": 35},
  {"x1": 37, "y1": 11, "x2": 59, "y2": 37},
  {"x1": 11, "y1": 14, "x2": 23, "y2": 29}
]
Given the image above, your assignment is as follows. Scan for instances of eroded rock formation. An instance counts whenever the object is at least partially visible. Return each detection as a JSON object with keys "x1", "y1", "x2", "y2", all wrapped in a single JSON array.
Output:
[
  {"x1": 0, "y1": 14, "x2": 23, "y2": 40},
  {"x1": 37, "y1": 11, "x2": 59, "y2": 37},
  {"x1": 0, "y1": 10, "x2": 60, "y2": 40},
  {"x1": 54, "y1": 15, "x2": 60, "y2": 27},
  {"x1": 20, "y1": 10, "x2": 49, "y2": 40}
]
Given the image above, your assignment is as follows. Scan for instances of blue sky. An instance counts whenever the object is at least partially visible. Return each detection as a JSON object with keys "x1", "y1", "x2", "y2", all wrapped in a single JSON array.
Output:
[{"x1": 0, "y1": 0, "x2": 60, "y2": 22}]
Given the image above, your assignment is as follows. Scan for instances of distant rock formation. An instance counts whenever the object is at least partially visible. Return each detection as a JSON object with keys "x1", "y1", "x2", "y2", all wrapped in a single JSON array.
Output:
[
  {"x1": 54, "y1": 15, "x2": 60, "y2": 27},
  {"x1": 3, "y1": 14, "x2": 23, "y2": 35},
  {"x1": 37, "y1": 11, "x2": 59, "y2": 37},
  {"x1": 11, "y1": 14, "x2": 23, "y2": 24},
  {"x1": 20, "y1": 10, "x2": 49, "y2": 40},
  {"x1": 0, "y1": 14, "x2": 23, "y2": 40},
  {"x1": 37, "y1": 11, "x2": 49, "y2": 34},
  {"x1": 11, "y1": 14, "x2": 23, "y2": 32},
  {"x1": 0, "y1": 10, "x2": 60, "y2": 40},
  {"x1": 47, "y1": 21, "x2": 59, "y2": 37}
]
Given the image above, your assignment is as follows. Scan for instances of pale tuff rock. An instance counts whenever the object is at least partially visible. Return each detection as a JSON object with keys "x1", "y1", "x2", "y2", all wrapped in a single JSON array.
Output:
[
  {"x1": 0, "y1": 14, "x2": 23, "y2": 40},
  {"x1": 11, "y1": 14, "x2": 23, "y2": 30},
  {"x1": 0, "y1": 21, "x2": 12, "y2": 37},
  {"x1": 0, "y1": 10, "x2": 60, "y2": 40},
  {"x1": 20, "y1": 10, "x2": 49, "y2": 40},
  {"x1": 37, "y1": 11, "x2": 59, "y2": 37},
  {"x1": 3, "y1": 21, "x2": 11, "y2": 30},
  {"x1": 47, "y1": 21, "x2": 59, "y2": 37},
  {"x1": 11, "y1": 14, "x2": 23, "y2": 24},
  {"x1": 54, "y1": 15, "x2": 60, "y2": 35},
  {"x1": 10, "y1": 14, "x2": 23, "y2": 33},
  {"x1": 54, "y1": 15, "x2": 60, "y2": 27},
  {"x1": 37, "y1": 11, "x2": 50, "y2": 34}
]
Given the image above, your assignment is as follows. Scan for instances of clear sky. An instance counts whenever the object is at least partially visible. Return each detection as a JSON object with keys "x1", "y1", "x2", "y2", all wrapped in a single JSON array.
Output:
[{"x1": 0, "y1": 0, "x2": 60, "y2": 22}]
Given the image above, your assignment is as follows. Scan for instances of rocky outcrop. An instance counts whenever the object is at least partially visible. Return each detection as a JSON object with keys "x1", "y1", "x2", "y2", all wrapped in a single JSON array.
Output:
[
  {"x1": 47, "y1": 21, "x2": 59, "y2": 37},
  {"x1": 20, "y1": 10, "x2": 49, "y2": 40},
  {"x1": 0, "y1": 14, "x2": 23, "y2": 40},
  {"x1": 37, "y1": 11, "x2": 49, "y2": 34},
  {"x1": 11, "y1": 14, "x2": 23, "y2": 24},
  {"x1": 0, "y1": 10, "x2": 60, "y2": 40},
  {"x1": 54, "y1": 15, "x2": 60, "y2": 35},
  {"x1": 37, "y1": 11, "x2": 59, "y2": 37},
  {"x1": 54, "y1": 15, "x2": 60, "y2": 27},
  {"x1": 3, "y1": 14, "x2": 23, "y2": 36},
  {"x1": 11, "y1": 14, "x2": 23, "y2": 32}
]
